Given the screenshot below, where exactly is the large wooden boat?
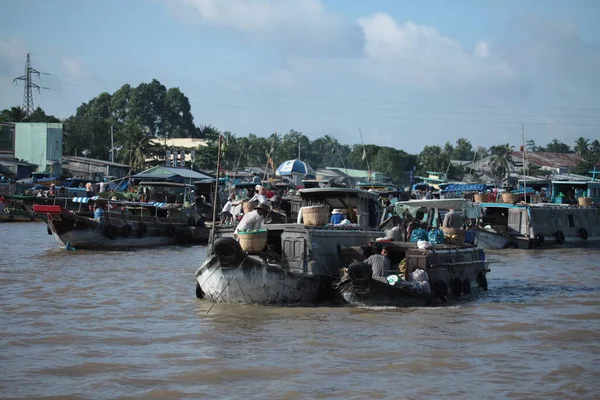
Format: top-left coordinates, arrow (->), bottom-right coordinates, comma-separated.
33,182 -> 209,250
334,241 -> 489,307
195,188 -> 386,305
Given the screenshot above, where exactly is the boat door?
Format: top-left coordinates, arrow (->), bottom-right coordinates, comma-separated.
507,208 -> 528,235
282,232 -> 307,274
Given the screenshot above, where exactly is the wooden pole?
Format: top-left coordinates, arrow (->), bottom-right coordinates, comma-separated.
210,135 -> 223,253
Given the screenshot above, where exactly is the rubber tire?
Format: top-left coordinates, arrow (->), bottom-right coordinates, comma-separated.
213,237 -> 245,266
196,282 -> 205,299
535,234 -> 545,244
138,223 -> 148,237
104,225 -> 117,240
555,230 -> 565,244
580,228 -> 588,240
463,278 -> 471,294
347,261 -> 372,285
477,271 -> 488,291
167,226 -> 176,238
123,224 -> 133,237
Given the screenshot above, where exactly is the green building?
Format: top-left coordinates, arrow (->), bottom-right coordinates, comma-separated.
14,123 -> 63,174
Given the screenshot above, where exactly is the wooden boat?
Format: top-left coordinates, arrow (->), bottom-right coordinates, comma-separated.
334,241 -> 489,307
195,188 -> 386,305
33,182 -> 210,250
0,208 -> 38,222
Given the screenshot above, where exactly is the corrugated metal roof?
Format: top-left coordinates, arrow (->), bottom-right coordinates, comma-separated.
132,166 -> 212,180
511,151 -> 584,168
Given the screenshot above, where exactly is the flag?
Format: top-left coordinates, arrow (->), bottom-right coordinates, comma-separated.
362,147 -> 367,160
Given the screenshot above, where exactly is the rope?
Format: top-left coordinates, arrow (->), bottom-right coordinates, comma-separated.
206,256 -> 246,314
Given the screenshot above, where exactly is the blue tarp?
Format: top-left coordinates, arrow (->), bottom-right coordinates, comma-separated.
442,183 -> 486,193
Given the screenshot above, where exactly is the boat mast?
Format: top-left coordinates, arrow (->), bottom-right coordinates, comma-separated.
359,129 -> 372,187
522,124 -> 527,202
210,134 -> 223,252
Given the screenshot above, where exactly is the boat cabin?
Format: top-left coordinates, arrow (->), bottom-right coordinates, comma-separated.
139,181 -> 195,206
551,180 -> 600,204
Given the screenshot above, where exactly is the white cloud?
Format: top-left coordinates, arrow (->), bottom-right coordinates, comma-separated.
0,39 -> 26,77
61,57 -> 87,78
474,40 -> 491,58
172,0 -> 363,56
357,13 -> 513,87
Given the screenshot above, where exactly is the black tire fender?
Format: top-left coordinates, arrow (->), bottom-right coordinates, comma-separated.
104,225 -> 117,240
477,271 -> 488,291
580,227 -> 588,240
196,282 -> 205,299
138,223 -> 148,237
555,230 -> 565,244
167,225 -> 176,237
535,233 -> 545,244
213,237 -> 245,266
123,224 -> 133,237
8,215 -> 14,222
347,261 -> 372,285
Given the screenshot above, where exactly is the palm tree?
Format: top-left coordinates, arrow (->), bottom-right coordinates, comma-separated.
116,120 -> 151,173
1,106 -> 28,122
574,137 -> 590,157
488,144 -> 514,185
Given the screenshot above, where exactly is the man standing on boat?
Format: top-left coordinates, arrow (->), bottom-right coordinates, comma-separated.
364,246 -> 392,278
234,202 -> 269,236
443,208 -> 463,229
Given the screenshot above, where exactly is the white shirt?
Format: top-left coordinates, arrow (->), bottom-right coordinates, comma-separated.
234,210 -> 264,234
249,193 -> 267,204
221,200 -> 233,213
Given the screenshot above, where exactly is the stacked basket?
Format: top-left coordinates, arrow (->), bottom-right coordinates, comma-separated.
474,193 -> 489,203
301,205 -> 330,226
237,229 -> 268,252
501,193 -> 519,204
578,197 -> 592,207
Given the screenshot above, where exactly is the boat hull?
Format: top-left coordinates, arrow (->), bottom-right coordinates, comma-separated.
196,255 -> 328,305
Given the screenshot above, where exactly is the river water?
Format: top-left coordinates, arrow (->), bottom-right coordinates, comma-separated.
1,222 -> 599,399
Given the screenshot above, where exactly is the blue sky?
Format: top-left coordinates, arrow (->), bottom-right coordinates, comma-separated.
1,0 -> 599,153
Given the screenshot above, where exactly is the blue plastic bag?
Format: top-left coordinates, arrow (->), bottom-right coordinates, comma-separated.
410,228 -> 428,242
428,229 -> 445,245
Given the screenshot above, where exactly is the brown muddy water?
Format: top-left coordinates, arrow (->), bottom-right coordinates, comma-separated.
1,222 -> 599,399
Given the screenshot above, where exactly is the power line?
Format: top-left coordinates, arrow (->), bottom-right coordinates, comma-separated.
43,71 -> 600,113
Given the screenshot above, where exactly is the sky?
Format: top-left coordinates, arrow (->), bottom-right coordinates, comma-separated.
1,0 -> 599,154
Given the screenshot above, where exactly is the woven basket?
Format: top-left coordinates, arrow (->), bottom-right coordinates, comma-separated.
578,197 -> 592,207
237,230 -> 267,252
474,193 -> 489,203
501,193 -> 519,204
302,205 -> 329,226
442,227 -> 465,244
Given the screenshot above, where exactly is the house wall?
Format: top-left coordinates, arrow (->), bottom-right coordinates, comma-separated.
14,123 -> 63,174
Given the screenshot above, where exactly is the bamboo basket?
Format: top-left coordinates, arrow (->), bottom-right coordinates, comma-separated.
578,197 -> 592,207
474,193 -> 489,203
442,227 -> 466,245
501,193 -> 519,204
237,230 -> 268,252
301,205 -> 330,226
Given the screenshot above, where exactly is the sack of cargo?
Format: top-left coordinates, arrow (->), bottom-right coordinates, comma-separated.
410,228 -> 428,242
427,228 -> 445,244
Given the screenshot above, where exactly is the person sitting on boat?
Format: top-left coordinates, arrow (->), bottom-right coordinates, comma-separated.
234,202 -> 269,236
443,208 -> 463,229
93,203 -> 104,220
364,246 -> 393,278
220,194 -> 235,225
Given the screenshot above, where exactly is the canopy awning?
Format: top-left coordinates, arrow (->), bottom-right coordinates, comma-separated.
442,183 -> 486,193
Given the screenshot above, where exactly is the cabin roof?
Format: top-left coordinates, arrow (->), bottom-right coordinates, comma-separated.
139,181 -> 194,188
298,187 -> 379,198
394,198 -> 469,210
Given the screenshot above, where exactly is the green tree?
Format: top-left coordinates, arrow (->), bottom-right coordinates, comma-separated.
115,118 -> 152,172
574,137 -> 590,157
26,107 -> 61,123
488,144 -> 514,185
543,139 -> 571,153
1,106 -> 28,122
451,138 -> 474,161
